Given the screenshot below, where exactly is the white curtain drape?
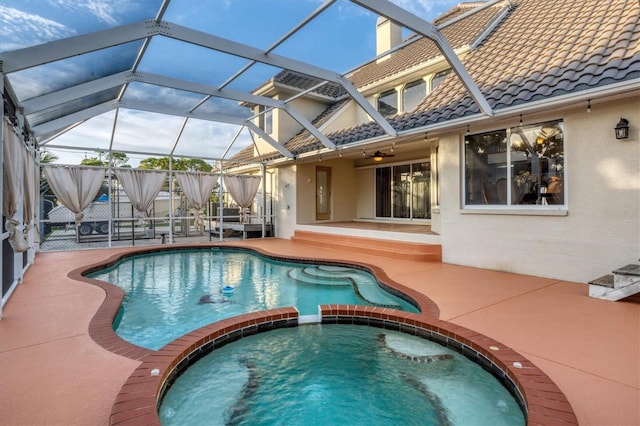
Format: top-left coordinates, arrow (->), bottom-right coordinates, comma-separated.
2,119 -> 28,252
114,169 -> 167,225
42,166 -> 105,225
223,175 -> 262,223
23,145 -> 39,243
174,172 -> 218,232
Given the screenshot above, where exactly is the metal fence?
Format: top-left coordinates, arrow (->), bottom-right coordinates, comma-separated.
39,194 -> 274,252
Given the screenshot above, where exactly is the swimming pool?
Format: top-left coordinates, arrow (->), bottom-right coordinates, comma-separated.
159,324 -> 525,425
88,248 -> 419,350
92,246 -> 574,425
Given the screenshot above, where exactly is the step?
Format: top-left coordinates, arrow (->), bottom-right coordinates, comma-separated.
317,265 -> 359,273
286,266 -> 401,308
612,264 -> 640,288
613,264 -> 640,276
351,276 -> 401,308
589,264 -> 640,301
589,280 -> 640,301
286,268 -> 352,286
588,274 -> 615,288
302,266 -> 359,280
291,230 -> 442,262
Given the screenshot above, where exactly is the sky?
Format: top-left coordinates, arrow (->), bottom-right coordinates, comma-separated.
0,0 -> 465,166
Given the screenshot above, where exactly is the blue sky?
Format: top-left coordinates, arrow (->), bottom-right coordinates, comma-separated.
0,0 -> 464,165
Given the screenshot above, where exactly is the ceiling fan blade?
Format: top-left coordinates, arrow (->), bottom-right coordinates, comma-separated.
366,150 -> 395,161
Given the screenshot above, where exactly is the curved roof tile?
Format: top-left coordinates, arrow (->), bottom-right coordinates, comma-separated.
231,0 -> 640,162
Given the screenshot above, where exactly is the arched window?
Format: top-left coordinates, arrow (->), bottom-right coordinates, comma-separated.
377,89 -> 398,117
402,79 -> 426,112
431,69 -> 451,91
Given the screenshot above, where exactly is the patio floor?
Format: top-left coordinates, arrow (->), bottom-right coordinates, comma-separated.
0,238 -> 638,425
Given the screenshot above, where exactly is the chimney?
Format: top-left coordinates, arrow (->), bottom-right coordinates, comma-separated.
376,16 -> 401,61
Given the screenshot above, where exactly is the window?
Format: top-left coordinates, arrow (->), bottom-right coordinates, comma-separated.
376,162 -> 431,219
258,105 -> 272,134
378,89 -> 397,117
464,120 -> 565,207
403,79 -> 426,112
431,69 -> 451,91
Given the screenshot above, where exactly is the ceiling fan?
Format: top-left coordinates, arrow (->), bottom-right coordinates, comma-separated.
365,150 -> 395,162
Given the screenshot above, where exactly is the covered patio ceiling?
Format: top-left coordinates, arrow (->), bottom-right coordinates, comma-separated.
1,0 -> 493,166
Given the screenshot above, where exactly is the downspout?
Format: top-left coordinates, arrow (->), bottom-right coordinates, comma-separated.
218,160 -> 224,242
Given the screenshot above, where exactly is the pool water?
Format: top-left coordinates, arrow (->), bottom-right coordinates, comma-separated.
159,325 -> 525,426
88,248 -> 418,350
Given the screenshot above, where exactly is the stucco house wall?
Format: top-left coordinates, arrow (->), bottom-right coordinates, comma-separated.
356,168 -> 376,219
253,95 -> 330,157
274,165 -> 297,239
245,1 -> 639,284
322,101 -> 362,135
329,159 -> 359,222
293,158 -> 359,225
277,96 -> 330,143
295,164 -> 316,224
438,98 -> 639,282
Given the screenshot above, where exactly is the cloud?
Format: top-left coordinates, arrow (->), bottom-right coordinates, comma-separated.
14,0 -> 461,165
0,0 -> 146,52
50,0 -> 132,26
8,59 -> 90,101
46,108 -> 252,165
388,0 -> 460,20
0,6 -> 74,51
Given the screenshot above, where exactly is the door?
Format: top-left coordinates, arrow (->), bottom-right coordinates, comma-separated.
316,166 -> 331,220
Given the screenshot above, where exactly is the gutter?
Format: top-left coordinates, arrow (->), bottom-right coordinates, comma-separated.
392,79 -> 640,137
258,78 -> 640,167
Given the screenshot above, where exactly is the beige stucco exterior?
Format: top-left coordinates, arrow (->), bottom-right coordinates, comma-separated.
433,97 -> 639,282
269,95 -> 639,284
252,93 -> 334,157
290,158 -> 359,225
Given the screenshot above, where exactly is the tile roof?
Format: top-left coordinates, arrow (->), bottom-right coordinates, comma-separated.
223,99 -> 349,169
231,0 -> 640,162
401,0 -> 640,128
273,70 -> 347,99
221,142 -> 281,170
284,99 -> 350,153
347,2 -> 511,89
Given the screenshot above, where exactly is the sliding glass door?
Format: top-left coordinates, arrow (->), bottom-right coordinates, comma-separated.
375,162 -> 430,219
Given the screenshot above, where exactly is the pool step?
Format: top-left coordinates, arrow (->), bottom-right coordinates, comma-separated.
301,266 -> 358,280
291,231 -> 441,262
298,314 -> 321,324
313,266 -> 402,307
287,268 -> 352,286
317,265 -> 358,273
353,279 -> 401,308
287,266 -> 401,308
589,263 -> 640,301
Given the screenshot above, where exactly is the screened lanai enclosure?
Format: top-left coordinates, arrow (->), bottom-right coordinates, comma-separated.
1,0 -> 498,314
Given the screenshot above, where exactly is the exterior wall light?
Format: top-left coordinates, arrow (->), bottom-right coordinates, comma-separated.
615,118 -> 629,139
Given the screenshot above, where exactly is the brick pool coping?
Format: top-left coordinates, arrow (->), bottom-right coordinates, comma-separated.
68,244 -> 577,426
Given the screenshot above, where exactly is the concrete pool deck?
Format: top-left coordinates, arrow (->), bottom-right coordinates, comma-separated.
0,238 -> 638,425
